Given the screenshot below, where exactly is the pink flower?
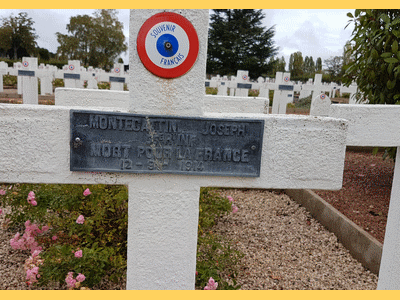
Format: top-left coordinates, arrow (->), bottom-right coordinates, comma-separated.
83,188 -> 91,196
76,273 -> 86,282
41,225 -> 49,232
30,200 -> 37,206
227,196 -> 234,203
76,215 -> 85,224
65,272 -> 77,289
204,277 -> 218,290
52,235 -> 57,241
27,191 -> 35,203
0,208 -> 2,215
74,250 -> 82,258
232,204 -> 238,213
0,189 -> 6,195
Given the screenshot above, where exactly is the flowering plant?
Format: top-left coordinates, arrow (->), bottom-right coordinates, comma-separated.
0,184 -> 128,289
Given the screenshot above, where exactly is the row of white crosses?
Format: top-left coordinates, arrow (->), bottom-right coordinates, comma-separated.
0,9 -> 352,290
205,71 -> 345,114
55,60 -> 128,91
0,58 -> 128,102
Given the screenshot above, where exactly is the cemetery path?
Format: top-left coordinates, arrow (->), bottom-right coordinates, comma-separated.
215,188 -> 378,289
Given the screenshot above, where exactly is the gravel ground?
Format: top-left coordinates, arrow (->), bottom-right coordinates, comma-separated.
0,187 -> 378,290
214,189 -> 378,290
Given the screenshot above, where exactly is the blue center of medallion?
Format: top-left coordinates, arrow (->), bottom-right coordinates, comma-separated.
156,34 -> 179,57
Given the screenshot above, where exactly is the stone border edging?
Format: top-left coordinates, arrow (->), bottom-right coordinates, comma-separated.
285,189 -> 383,275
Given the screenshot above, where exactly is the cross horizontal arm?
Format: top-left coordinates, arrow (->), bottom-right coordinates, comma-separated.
0,104 -> 347,190
330,104 -> 400,147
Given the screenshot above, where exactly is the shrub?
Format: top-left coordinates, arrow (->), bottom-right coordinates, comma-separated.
205,87 -> 218,95
4,75 -> 17,87
1,184 -> 242,290
196,188 -> 243,290
0,184 -> 128,289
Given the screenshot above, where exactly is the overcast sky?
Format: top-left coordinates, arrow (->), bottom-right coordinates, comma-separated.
0,9 -> 355,69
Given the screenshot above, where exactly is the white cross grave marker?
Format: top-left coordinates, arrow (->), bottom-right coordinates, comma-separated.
0,10 -> 349,290
18,57 -> 39,105
0,61 -> 9,93
325,104 -> 400,290
271,72 -> 293,114
56,60 -> 84,89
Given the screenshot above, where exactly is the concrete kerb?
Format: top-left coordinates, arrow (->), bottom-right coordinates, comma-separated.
284,189 -> 383,275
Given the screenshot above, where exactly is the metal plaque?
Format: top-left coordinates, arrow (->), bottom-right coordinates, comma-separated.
237,83 -> 252,89
18,70 -> 35,77
278,85 -> 294,91
205,82 -> 210,87
109,76 -> 126,83
64,73 -> 81,80
221,82 -> 225,85
70,110 -> 264,177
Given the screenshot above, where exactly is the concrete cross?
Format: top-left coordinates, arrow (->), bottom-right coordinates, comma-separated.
271,72 -> 293,114
322,104 -> 400,289
0,10 -> 348,290
0,61 -> 9,93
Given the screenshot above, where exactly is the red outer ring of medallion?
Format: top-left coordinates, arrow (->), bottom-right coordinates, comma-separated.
137,12 -> 199,79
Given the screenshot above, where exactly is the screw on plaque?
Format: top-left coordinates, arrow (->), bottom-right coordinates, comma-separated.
164,42 -> 172,51
73,137 -> 83,148
251,145 -> 256,150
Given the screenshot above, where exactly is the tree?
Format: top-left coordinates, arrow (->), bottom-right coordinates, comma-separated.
290,51 -> 304,78
0,12 -> 38,59
324,56 -> 344,82
343,9 -> 400,104
36,47 -> 55,61
303,56 -> 315,77
56,9 -> 127,70
269,55 -> 286,76
315,57 -> 322,73
207,9 -> 278,78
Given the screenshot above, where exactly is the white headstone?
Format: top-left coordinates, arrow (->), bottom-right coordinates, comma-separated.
0,10 -> 350,291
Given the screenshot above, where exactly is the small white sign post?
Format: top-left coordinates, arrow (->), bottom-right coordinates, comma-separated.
0,10 -> 349,290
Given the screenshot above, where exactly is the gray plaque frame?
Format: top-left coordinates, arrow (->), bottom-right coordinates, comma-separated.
18,70 -> 35,77
70,110 -> 264,177
109,76 -> 126,83
64,73 -> 81,80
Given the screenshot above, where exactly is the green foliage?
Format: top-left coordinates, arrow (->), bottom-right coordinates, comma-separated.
315,57 -> 322,73
207,9 -> 278,78
303,56 -> 315,77
196,188 -> 243,290
268,56 -> 286,76
205,87 -> 218,95
289,51 -> 304,77
248,89 -> 259,97
343,9 -> 400,104
324,56 -> 344,83
53,78 -> 64,88
1,184 -> 243,290
0,12 -> 38,59
295,94 -> 312,109
56,9 -> 127,70
3,74 -> 17,87
98,82 -> 110,90
344,10 -> 400,160
0,184 -> 128,289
